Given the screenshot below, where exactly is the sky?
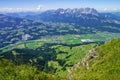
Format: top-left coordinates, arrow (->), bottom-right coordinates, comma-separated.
0,0 -> 120,12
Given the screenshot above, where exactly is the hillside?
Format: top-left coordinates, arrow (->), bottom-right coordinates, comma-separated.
25,8 -> 120,31
0,38 -> 120,80
1,0 -> 120,80
0,40 -> 97,78
1,8 -> 120,49
0,58 -> 59,80
71,38 -> 120,80
0,7 -> 120,80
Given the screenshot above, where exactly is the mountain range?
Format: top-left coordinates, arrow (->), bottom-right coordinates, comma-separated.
0,7 -> 120,80
0,8 -> 120,48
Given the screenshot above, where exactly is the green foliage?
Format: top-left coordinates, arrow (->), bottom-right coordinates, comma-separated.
1,37 -> 120,80
1,13 -> 120,49
0,58 -> 59,80
0,41 -> 96,78
72,38 -> 120,80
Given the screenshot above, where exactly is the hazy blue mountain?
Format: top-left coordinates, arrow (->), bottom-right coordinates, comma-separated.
25,8 -> 120,27
2,11 -> 42,18
0,8 -> 120,48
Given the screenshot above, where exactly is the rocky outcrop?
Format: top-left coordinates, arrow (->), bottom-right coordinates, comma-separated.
67,48 -> 99,80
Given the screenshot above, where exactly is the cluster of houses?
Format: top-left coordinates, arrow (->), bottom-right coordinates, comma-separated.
81,39 -> 94,43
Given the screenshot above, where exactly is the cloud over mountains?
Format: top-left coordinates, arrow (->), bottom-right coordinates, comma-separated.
0,5 -> 45,12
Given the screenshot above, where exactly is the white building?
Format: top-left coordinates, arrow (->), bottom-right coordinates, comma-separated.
81,39 -> 94,43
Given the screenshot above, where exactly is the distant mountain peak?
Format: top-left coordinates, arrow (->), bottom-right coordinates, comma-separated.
53,8 -> 98,16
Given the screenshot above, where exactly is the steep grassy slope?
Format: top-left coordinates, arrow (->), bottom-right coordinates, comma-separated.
72,38 -> 120,80
1,38 -> 120,80
0,58 -> 60,80
0,42 -> 96,78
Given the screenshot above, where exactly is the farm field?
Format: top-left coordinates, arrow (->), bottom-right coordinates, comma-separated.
1,32 -> 120,53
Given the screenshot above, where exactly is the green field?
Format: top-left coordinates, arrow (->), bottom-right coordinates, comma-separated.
1,32 -> 120,53
0,32 -> 120,79
0,34 -> 98,78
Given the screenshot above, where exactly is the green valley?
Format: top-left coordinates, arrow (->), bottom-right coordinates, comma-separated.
0,4 -> 120,80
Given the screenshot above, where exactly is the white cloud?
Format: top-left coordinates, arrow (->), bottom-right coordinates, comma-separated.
0,4 -> 46,12
36,5 -> 44,10
100,8 -> 120,12
103,8 -> 109,11
113,8 -> 120,11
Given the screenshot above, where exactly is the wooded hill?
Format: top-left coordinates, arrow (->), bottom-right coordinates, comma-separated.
0,38 -> 120,80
